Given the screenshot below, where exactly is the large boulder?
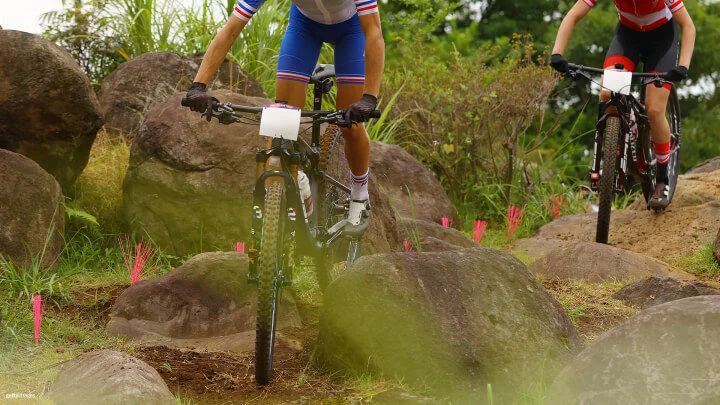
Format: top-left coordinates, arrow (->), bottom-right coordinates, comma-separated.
687,156 -> 720,174
0,30 -> 102,188
0,149 -> 64,269
46,350 -> 174,405
317,247 -> 582,400
398,217 -> 477,252
124,90 -> 401,256
98,52 -> 265,135
107,252 -> 301,352
529,241 -> 690,283
612,276 -> 720,309
370,141 -> 460,228
514,200 -> 720,264
548,296 -> 720,404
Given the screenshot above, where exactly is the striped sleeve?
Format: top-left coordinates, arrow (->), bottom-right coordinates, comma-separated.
355,0 -> 379,16
582,0 -> 596,7
665,0 -> 685,13
232,0 -> 265,21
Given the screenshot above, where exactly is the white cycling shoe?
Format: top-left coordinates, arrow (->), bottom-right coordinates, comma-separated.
343,199 -> 371,237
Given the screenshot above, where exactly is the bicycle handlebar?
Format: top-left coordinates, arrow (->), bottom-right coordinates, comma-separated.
181,97 -> 381,126
565,63 -> 673,89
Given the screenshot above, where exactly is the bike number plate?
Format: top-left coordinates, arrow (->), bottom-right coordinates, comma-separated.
259,106 -> 301,141
603,69 -> 632,95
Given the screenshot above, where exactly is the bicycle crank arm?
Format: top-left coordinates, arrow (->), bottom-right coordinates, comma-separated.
325,219 -> 350,245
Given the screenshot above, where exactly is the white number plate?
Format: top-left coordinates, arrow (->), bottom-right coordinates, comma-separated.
603,69 -> 632,95
259,105 -> 301,141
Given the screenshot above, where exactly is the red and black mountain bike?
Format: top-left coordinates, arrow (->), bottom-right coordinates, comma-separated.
564,63 -> 681,244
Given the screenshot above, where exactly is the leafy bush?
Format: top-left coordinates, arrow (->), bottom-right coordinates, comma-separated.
386,35 -> 575,224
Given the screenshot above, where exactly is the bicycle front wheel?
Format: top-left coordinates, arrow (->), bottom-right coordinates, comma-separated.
255,180 -> 286,385
596,116 -> 621,244
315,125 -> 359,291
665,87 -> 682,205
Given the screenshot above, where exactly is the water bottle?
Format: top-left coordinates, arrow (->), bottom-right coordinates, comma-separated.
297,170 -> 313,218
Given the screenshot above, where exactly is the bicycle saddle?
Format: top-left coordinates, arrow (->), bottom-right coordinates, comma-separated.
310,64 -> 335,84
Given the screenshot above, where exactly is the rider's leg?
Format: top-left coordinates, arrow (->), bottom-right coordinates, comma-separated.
336,83 -> 371,201
333,13 -> 371,203
645,84 -> 672,181
274,4 -> 322,108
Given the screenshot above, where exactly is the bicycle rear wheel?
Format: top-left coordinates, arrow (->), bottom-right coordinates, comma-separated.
596,116 -> 621,244
255,180 -> 286,385
315,125 -> 360,291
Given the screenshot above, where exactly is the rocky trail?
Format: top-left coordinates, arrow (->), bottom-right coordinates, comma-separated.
3,31 -> 720,403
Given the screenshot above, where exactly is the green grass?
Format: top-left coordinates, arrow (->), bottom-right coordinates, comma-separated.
672,241 -> 720,281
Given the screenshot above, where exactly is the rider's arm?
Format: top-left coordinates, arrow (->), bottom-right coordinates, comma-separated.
673,8 -> 696,69
552,1 -> 593,55
193,16 -> 247,84
358,13 -> 385,98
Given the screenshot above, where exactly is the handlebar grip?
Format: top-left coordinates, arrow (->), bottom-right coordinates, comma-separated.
181,97 -> 189,107
370,110 -> 382,119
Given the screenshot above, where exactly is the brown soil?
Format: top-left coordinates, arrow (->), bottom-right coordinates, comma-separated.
134,345 -> 351,404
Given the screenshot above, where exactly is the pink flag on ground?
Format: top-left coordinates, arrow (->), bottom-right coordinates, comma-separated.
473,220 -> 488,243
119,236 -> 159,285
233,242 -> 246,254
506,206 -> 524,240
441,217 -> 451,228
547,195 -> 565,219
33,295 -> 45,345
404,240 -> 413,252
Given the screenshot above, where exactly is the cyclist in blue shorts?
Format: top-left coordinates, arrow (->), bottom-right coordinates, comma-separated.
185,0 -> 384,233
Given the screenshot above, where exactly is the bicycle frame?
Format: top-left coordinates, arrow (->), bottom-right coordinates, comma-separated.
246,75 -> 349,283
590,91 -> 654,195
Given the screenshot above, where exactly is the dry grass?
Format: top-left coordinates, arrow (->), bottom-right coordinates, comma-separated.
540,277 -> 639,343
70,129 -> 130,235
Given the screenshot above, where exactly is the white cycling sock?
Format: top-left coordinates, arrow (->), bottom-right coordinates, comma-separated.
350,170 -> 369,201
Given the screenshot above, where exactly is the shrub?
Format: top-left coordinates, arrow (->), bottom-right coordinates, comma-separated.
386,35 -> 569,224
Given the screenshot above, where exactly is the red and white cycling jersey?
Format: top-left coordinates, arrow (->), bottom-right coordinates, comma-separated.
233,0 -> 378,25
583,0 -> 685,31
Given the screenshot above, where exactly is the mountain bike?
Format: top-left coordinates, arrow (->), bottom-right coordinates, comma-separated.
565,63 -> 681,244
182,64 -> 380,385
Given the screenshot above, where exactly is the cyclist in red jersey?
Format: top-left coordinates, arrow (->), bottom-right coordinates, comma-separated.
551,0 -> 696,208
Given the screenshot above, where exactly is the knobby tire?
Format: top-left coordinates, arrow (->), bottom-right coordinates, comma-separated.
596,116 -> 621,244
665,87 -> 682,205
255,181 -> 285,385
315,125 -> 360,291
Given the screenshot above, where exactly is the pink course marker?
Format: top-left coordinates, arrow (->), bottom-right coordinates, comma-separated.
506,206 -> 524,241
33,295 -> 45,345
233,242 -> 246,254
441,217 -> 451,228
404,240 -> 413,252
119,236 -> 159,285
473,220 -> 488,243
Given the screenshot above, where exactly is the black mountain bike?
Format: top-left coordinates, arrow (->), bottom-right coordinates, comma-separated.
183,64 -> 380,385
565,63 -> 681,244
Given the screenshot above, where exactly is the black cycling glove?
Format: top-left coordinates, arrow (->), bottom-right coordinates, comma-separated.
345,94 -> 378,124
184,82 -> 217,113
665,66 -> 688,82
550,54 -> 569,73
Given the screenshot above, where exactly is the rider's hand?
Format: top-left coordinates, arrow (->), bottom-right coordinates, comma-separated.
345,94 -> 378,125
665,66 -> 688,82
184,82 -> 217,113
550,54 -> 569,74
